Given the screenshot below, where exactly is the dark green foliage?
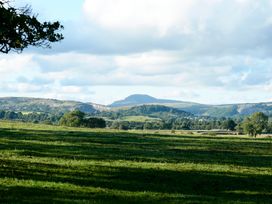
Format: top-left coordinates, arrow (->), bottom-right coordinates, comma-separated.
0,1 -> 63,53
84,117 -> 106,128
110,105 -> 192,119
99,105 -> 192,125
143,121 -> 164,130
108,120 -> 143,130
105,115 -> 242,131
222,119 -> 237,131
59,110 -> 106,128
266,121 -> 272,133
0,110 -> 62,124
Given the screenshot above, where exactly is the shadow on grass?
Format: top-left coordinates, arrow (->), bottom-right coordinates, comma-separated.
0,159 -> 271,203
0,128 -> 271,168
0,128 -> 271,203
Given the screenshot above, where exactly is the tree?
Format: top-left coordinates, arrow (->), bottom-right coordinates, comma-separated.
0,1 -> 63,53
84,117 -> 106,128
266,121 -> 272,134
242,112 -> 268,137
60,110 -> 107,129
222,119 -> 236,131
59,110 -> 85,127
235,123 -> 244,135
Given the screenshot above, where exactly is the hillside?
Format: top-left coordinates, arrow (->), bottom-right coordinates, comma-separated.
1,96 -> 272,118
0,97 -> 97,114
100,104 -> 193,120
179,103 -> 272,118
110,95 -> 272,117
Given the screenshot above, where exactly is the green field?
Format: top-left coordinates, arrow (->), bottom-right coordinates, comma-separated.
121,115 -> 161,122
0,121 -> 271,203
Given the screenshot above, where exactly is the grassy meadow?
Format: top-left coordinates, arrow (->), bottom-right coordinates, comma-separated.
0,121 -> 271,203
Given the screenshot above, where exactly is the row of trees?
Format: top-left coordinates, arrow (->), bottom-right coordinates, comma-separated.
0,110 -> 62,124
106,118 -> 240,131
0,109 -> 270,136
0,110 -> 106,128
106,112 -> 271,137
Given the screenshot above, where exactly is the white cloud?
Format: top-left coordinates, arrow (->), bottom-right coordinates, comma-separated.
1,0 -> 272,104
83,0 -> 195,35
83,0 -> 270,36
0,54 -> 39,76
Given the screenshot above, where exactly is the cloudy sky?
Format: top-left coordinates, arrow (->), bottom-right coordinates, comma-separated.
1,0 -> 272,105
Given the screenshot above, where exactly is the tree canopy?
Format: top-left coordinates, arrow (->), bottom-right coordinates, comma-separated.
242,112 -> 268,137
59,110 -> 106,128
59,110 -> 85,127
0,0 -> 63,53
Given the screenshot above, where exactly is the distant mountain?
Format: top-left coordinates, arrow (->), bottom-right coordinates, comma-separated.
109,94 -> 272,118
110,94 -> 197,107
0,97 -> 98,114
1,96 -> 272,118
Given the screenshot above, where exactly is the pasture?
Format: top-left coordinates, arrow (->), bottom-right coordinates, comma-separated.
0,121 -> 271,203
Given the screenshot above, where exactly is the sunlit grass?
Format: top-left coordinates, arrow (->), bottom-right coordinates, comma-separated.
0,120 -> 271,203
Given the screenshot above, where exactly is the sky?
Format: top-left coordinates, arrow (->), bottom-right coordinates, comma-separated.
1,0 -> 272,105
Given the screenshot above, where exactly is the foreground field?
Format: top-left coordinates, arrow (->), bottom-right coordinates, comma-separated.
0,121 -> 271,203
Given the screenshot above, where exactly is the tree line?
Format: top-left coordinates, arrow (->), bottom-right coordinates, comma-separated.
0,110 -> 62,124
106,112 -> 271,137
0,110 -> 106,128
0,109 -> 271,136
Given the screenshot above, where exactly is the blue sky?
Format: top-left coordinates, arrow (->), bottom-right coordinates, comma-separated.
1,0 -> 272,105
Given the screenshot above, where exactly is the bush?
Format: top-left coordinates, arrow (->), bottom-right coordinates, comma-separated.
59,110 -> 84,127
84,117 -> 106,128
59,110 -> 106,128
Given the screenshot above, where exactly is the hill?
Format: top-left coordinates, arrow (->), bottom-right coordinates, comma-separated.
0,97 -> 97,114
1,96 -> 272,118
101,104 -> 193,120
110,95 -> 272,118
110,94 -> 197,107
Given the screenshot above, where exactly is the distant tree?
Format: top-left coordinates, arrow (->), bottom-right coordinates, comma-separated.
60,110 -> 107,128
144,122 -> 153,130
118,121 -> 129,130
235,123 -> 244,135
0,0 -> 63,53
84,117 -> 106,128
222,119 -> 236,131
242,112 -> 268,137
59,110 -> 85,127
266,121 -> 272,133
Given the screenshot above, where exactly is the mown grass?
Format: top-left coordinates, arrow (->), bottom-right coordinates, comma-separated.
0,121 -> 271,203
